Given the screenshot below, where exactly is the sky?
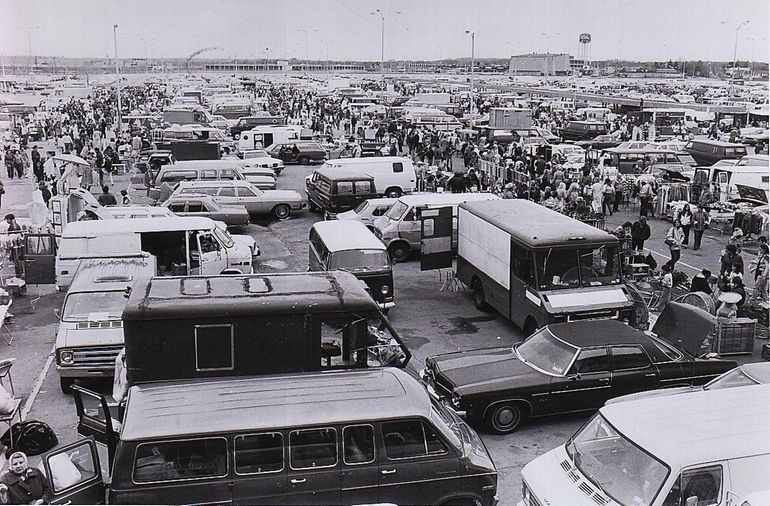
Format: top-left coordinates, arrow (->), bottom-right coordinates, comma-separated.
2,0 -> 768,63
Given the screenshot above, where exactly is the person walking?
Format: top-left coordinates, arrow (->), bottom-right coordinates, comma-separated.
692,206 -> 709,251
601,178 -> 615,216
656,264 -> 673,310
677,204 -> 693,248
631,216 -> 651,251
664,219 -> 683,271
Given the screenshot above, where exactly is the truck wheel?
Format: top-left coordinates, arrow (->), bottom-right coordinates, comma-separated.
485,402 -> 526,434
472,279 -> 489,311
60,377 -> 75,394
388,243 -> 410,263
273,204 -> 291,220
297,155 -> 310,165
385,188 -> 402,198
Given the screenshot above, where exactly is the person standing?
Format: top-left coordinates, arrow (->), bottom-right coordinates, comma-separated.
601,178 -> 615,216
664,219 -> 683,271
678,204 -> 693,248
0,451 -> 50,505
656,264 -> 673,310
692,206 -> 709,251
31,145 -> 42,181
631,216 -> 651,251
96,185 -> 118,206
639,179 -> 653,217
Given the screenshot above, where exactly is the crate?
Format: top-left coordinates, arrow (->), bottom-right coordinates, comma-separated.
713,318 -> 756,355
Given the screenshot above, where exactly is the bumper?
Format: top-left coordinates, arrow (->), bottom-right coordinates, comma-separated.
379,301 -> 396,310
56,365 -> 114,378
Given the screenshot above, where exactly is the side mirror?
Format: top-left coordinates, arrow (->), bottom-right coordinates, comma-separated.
569,372 -> 581,381
54,308 -> 61,320
685,496 -> 698,506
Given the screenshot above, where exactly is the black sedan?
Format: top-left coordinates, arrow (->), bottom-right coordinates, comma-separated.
421,306 -> 736,434
575,134 -> 622,150
266,141 -> 327,165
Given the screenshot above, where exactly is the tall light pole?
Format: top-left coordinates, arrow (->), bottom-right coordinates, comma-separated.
541,32 -> 551,54
371,9 -> 401,88
465,30 -> 475,117
15,26 -> 39,76
113,24 -> 123,135
731,20 -> 749,82
745,37 -> 766,79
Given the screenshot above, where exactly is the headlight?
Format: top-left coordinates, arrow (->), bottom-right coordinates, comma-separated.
380,285 -> 390,295
60,350 -> 74,364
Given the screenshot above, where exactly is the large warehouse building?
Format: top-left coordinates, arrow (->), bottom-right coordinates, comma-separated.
508,53 -> 572,76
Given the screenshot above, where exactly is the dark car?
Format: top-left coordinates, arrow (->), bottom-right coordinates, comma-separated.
229,115 -> 286,137
267,141 -> 327,165
575,134 -> 621,150
560,121 -> 608,141
305,167 -> 379,215
421,304 -> 737,434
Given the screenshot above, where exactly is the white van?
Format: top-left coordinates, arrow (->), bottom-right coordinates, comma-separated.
237,125 -> 298,151
55,256 -> 157,393
320,157 -> 417,198
710,155 -> 770,203
372,192 -> 499,261
520,384 -> 770,506
56,217 -> 258,289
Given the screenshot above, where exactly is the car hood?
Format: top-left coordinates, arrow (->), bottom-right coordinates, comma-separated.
261,189 -> 304,201
605,385 -> 698,405
652,302 -> 715,356
56,325 -> 124,348
427,346 -> 546,397
231,234 -> 257,251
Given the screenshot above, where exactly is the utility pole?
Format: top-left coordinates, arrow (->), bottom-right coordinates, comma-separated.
465,30 -> 475,117
113,24 -> 123,134
731,20 -> 749,84
371,10 -> 401,89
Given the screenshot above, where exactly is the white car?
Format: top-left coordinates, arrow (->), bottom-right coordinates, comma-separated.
328,197 -> 397,228
240,149 -> 286,175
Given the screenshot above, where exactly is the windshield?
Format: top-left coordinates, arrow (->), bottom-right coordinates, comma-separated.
328,250 -> 390,271
566,414 -> 669,506
385,200 -> 409,221
213,225 -> 234,248
354,201 -> 370,214
704,367 -> 759,390
536,246 -> 620,290
243,150 -> 268,159
62,291 -> 127,321
515,328 -> 578,376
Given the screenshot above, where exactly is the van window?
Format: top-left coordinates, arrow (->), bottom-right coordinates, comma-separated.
611,346 -> 650,370
337,182 -> 354,195
393,162 -> 403,173
662,465 -> 722,506
512,244 -> 533,285
382,420 -> 447,460
220,169 -> 237,179
169,202 -> 186,213
354,181 -> 371,193
194,324 -> 234,371
234,433 -> 284,474
289,428 -> 337,469
343,425 -> 375,465
133,438 -> 228,483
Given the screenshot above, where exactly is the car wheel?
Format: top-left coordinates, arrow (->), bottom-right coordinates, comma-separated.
486,402 -> 525,434
273,204 -> 291,220
385,188 -> 402,198
388,242 -> 410,263
523,317 -> 538,336
472,278 -> 489,311
298,155 -> 310,165
60,377 -> 75,394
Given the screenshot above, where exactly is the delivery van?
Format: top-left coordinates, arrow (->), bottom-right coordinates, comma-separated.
372,193 -> 499,262
46,368 -> 497,505
55,256 -> 157,393
319,156 -> 417,198
56,217 -> 258,289
519,384 -> 770,506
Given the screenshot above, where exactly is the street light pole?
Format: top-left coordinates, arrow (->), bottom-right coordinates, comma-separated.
541,32 -> 550,54
113,24 -> 123,135
371,10 -> 400,89
731,20 -> 749,82
465,30 -> 475,117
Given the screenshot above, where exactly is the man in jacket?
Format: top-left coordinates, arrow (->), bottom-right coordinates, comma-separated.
691,206 -> 709,251
631,216 -> 651,251
638,180 -> 653,217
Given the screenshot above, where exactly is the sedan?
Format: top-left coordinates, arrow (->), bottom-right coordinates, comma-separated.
266,142 -> 327,165
173,181 -> 306,220
575,134 -> 622,150
422,310 -> 736,434
163,194 -> 251,228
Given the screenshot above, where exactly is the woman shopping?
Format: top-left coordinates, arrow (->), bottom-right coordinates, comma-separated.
664,219 -> 684,272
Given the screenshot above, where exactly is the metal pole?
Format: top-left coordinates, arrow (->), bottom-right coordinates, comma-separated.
27,30 -> 33,75
381,14 -> 385,78
731,21 -> 749,83
470,32 -> 475,117
113,24 -> 122,135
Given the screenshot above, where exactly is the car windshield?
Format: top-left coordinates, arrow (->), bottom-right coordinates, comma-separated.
515,328 -> 578,376
62,291 -> 127,321
535,246 -> 621,290
328,249 -> 390,271
354,201 -> 370,214
385,200 -> 409,221
242,151 -> 268,159
566,414 -> 669,506
704,367 -> 760,390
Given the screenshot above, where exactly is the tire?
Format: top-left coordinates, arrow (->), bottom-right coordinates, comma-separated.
388,242 -> 410,263
60,377 -> 75,394
385,188 -> 402,198
472,279 -> 489,311
297,155 -> 310,165
272,204 -> 291,220
485,402 -> 526,434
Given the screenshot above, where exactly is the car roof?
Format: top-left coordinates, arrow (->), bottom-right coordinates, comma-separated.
62,217 -> 216,236
314,166 -> 374,180
177,179 -> 253,187
311,221 -> 387,252
327,156 -> 411,166
689,139 -> 746,147
395,193 -> 499,206
545,319 -> 648,348
742,362 -> 770,384
122,271 -> 378,321
460,199 -> 617,248
600,384 -> 770,468
120,368 -> 429,441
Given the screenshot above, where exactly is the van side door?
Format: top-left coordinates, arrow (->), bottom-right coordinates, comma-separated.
195,231 -> 226,275
42,437 -> 105,505
340,424 -> 379,504
71,385 -> 119,470
231,432 -> 288,504
286,427 -> 341,504
377,418 -> 461,505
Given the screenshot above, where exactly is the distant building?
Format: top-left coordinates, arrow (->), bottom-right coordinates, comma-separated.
509,53 -> 571,76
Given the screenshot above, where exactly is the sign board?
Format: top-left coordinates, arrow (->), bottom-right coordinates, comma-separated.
420,207 -> 453,271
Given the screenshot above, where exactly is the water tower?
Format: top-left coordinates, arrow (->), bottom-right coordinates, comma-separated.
577,33 -> 592,74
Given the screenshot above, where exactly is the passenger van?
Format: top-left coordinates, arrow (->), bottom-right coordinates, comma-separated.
154,160 -> 276,190
56,217 -> 257,289
55,257 -> 157,393
372,193 -> 499,262
309,221 -> 394,309
305,167 -> 379,215
685,139 -> 748,166
598,147 -> 697,175
319,157 -> 417,198
49,368 -> 497,505
707,156 -> 770,202
560,121 -> 608,141
520,384 -> 770,506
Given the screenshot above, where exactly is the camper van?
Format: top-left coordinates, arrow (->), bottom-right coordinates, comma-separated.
237,125 -> 299,151
56,217 -> 258,289
319,157 -> 417,198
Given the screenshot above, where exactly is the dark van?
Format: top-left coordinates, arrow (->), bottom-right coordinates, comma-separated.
51,368 -> 497,505
305,166 -> 379,216
309,221 -> 394,310
560,121 -> 608,141
685,139 -> 749,166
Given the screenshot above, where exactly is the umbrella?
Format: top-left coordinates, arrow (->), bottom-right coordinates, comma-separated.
52,154 -> 90,165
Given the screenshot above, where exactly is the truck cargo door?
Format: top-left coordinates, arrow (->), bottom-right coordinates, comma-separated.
24,232 -> 57,284
420,206 -> 452,271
